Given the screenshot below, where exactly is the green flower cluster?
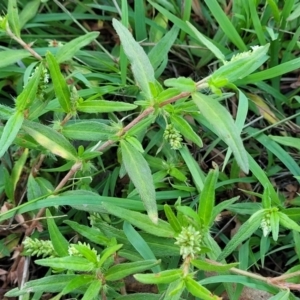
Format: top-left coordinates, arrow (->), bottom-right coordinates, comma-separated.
23,237 -> 57,258
163,124 -> 183,150
175,225 -> 202,259
260,212 -> 271,237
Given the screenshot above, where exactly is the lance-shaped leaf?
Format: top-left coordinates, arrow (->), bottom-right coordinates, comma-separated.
0,50 -> 31,68
8,0 -> 20,37
22,120 -> 77,161
134,269 -> 183,284
192,92 -> 249,173
112,19 -> 155,99
0,111 -> 24,159
19,0 -> 41,28
191,259 -> 238,272
46,52 -> 72,113
77,100 -> 137,113
56,32 -> 100,63
198,166 -> 219,227
120,139 -> 157,223
16,63 -> 43,112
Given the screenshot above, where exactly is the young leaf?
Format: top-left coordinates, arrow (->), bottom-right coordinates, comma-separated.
270,210 -> 280,241
46,52 -> 72,113
77,100 -> 137,113
105,260 -> 160,281
170,114 -> 203,148
102,203 -> 174,238
22,120 -> 77,161
7,0 -> 20,37
0,111 -> 24,159
217,210 -> 264,261
198,166 -> 219,227
61,275 -> 94,296
120,140 -> 157,223
164,77 -> 196,93
112,19 -> 155,99
97,244 -> 123,268
55,32 -> 100,63
262,185 -> 272,209
192,92 -> 249,173
35,256 -> 95,272
46,209 -> 69,257
16,64 -> 43,112
278,212 -> 300,232
134,269 -> 183,284
164,204 -> 182,233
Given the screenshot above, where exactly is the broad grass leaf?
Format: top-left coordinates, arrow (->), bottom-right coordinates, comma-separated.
0,50 -> 31,68
46,209 -> 69,257
148,25 -> 179,71
102,203 -> 174,237
46,52 -> 72,113
22,120 -> 77,161
186,22 -> 225,62
120,140 -> 157,223
16,64 -> 43,111
192,92 -> 249,173
105,260 -> 160,281
55,32 -> 99,63
198,166 -> 219,227
112,19 -> 155,99
0,111 -> 24,159
77,100 -> 137,113
7,0 -> 20,37
217,210 -> 264,261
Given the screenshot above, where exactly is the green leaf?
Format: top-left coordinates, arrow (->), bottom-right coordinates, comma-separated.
209,44 -> 270,87
164,204 -> 182,233
278,212 -> 300,232
171,114 -> 203,148
56,32 -> 100,63
123,221 -> 160,273
0,50 -> 31,68
164,77 -> 196,93
46,209 -> 69,257
46,52 -> 72,113
35,256 -> 95,272
0,111 -> 24,159
11,148 -> 28,192
148,25 -> 179,71
217,210 -> 264,261
269,135 -> 300,151
19,0 -> 40,28
120,140 -> 157,223
102,203 -> 174,238
7,0 -> 20,37
198,166 -> 219,227
112,19 -> 155,99
262,185 -> 272,209
0,104 -> 14,120
125,136 -> 144,153
61,275 -> 94,296
191,259 -> 238,272
77,100 -> 137,113
22,120 -> 77,161
62,120 -> 115,141
184,276 -> 218,300
186,22 -> 225,62
64,220 -> 110,246
134,269 -> 183,284
82,280 -> 102,300
268,290 -> 290,300
105,260 -> 160,281
4,275 -> 77,297
192,92 -> 249,173
270,210 -> 280,241
98,244 -> 123,268
16,64 -> 43,112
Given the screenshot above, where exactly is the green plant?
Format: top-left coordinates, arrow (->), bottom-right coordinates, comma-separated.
2,1 -> 300,299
